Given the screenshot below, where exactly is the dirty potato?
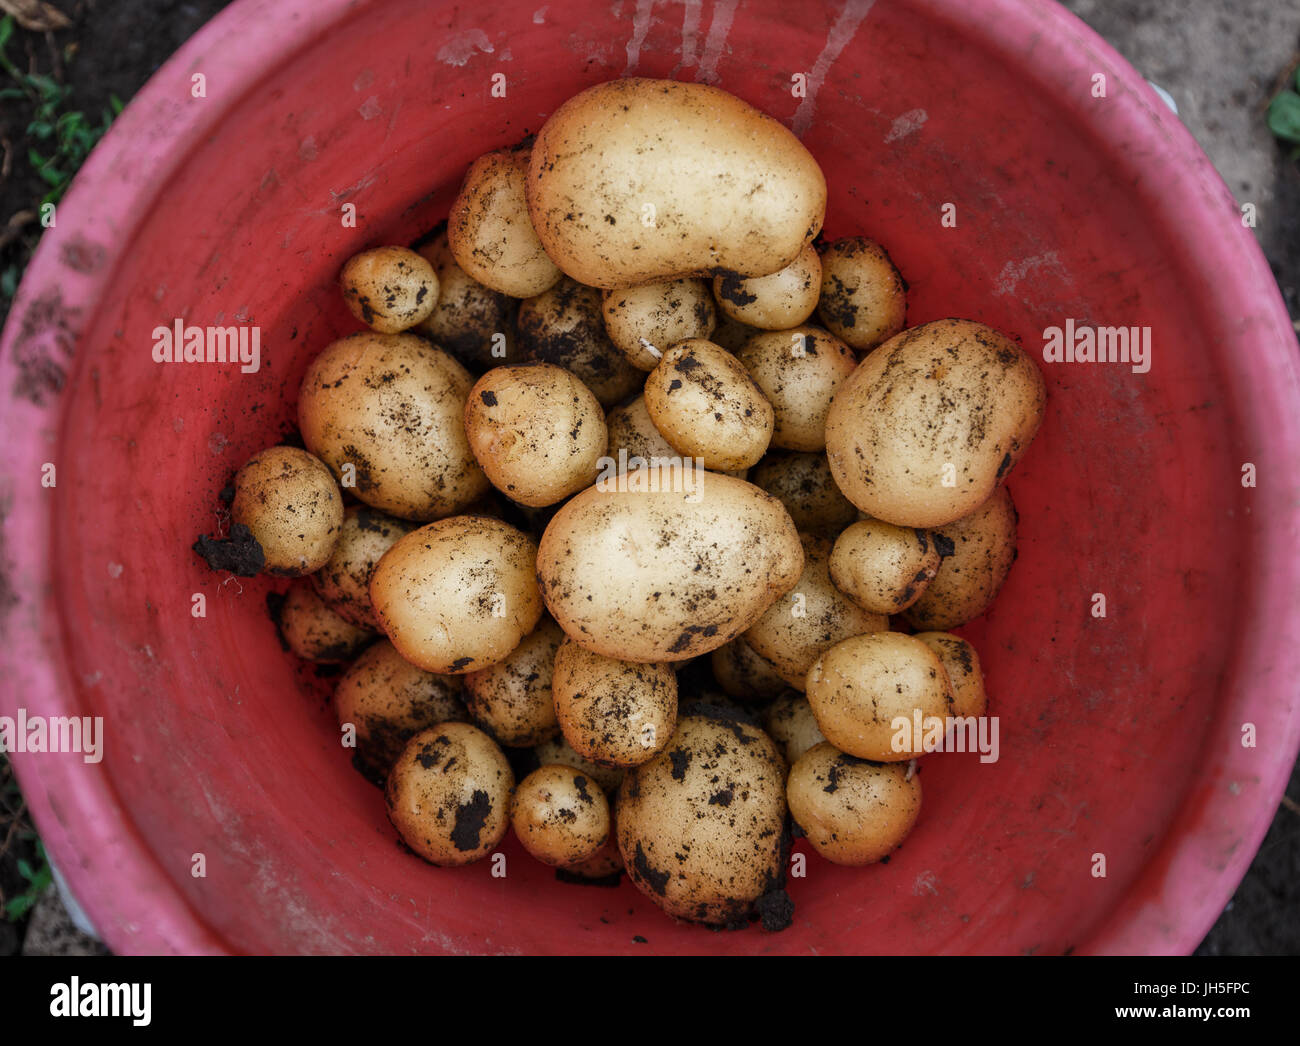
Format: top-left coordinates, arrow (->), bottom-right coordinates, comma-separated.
602,278 -> 717,370
339,245 -> 439,333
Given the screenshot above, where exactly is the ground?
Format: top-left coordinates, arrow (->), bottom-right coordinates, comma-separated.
0,0 -> 1297,955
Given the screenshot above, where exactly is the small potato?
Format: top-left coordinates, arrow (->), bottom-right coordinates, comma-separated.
616,714 -> 788,925
537,467 -> 803,662
903,485 -> 1017,631
605,395 -> 680,464
532,736 -> 626,795
369,516 -> 542,674
511,765 -> 611,867
737,326 -> 856,451
528,78 -> 825,288
744,533 -> 888,690
230,445 -> 343,576
710,636 -> 788,703
415,230 -> 517,372
517,278 -> 643,407
714,244 -> 821,330
339,246 -> 438,333
298,332 -> 490,521
602,278 -> 717,370
824,319 -> 1045,528
749,452 -> 858,535
829,519 -> 942,616
311,506 -> 415,629
787,743 -> 921,865
643,339 -> 774,471
816,237 -> 907,351
334,639 -> 467,779
805,632 -> 955,761
448,144 -> 562,298
386,723 -> 514,866
710,314 -> 759,353
275,581 -> 373,663
464,363 -> 607,507
462,617 -> 565,747
762,692 -> 827,765
552,640 -> 677,767
913,632 -> 987,718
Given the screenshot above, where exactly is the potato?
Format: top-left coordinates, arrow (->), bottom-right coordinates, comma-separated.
230,445 -> 343,576
448,144 -> 562,298
511,764 -> 611,867
762,692 -> 827,765
298,332 -> 490,520
748,452 -> 858,535
602,278 -> 717,370
516,277 -> 643,407
913,632 -> 987,718
829,519 -> 942,616
711,636 -> 788,702
737,326 -> 856,451
642,339 -> 774,471
744,533 -> 887,689
903,486 -> 1017,631
605,395 -> 679,464
616,714 -> 788,925
415,230 -> 517,371
714,244 -> 821,330
311,506 -> 414,629
787,743 -> 921,865
462,616 -> 565,747
386,723 -> 514,865
275,581 -> 373,663
369,516 -> 542,674
334,639 -> 467,779
528,78 -> 826,288
532,736 -> 626,795
824,319 -> 1045,528
816,237 -> 907,350
552,640 -> 677,767
710,313 -> 759,353
805,632 -> 954,761
339,246 -> 438,333
537,466 -> 803,662
464,363 -> 607,507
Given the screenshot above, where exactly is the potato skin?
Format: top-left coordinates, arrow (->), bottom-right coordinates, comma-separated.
552,640 -> 677,767
829,519 -> 941,615
415,230 -> 517,372
616,715 -> 788,925
643,339 -> 775,472
744,533 -> 888,689
462,617 -> 565,747
298,332 -> 490,520
516,278 -> 643,408
386,723 -> 514,866
605,395 -> 679,463
787,743 -> 921,865
824,319 -> 1045,528
311,505 -> 414,629
805,631 -> 954,761
230,446 -> 343,576
913,632 -> 987,718
528,78 -> 826,288
448,144 -> 562,298
602,278 -> 717,370
762,692 -> 827,765
711,636 -> 789,703
537,467 -> 803,662
339,246 -> 438,333
370,516 -> 543,674
903,486 -> 1018,631
511,764 -> 611,867
816,237 -> 907,350
464,363 -> 607,507
714,244 -> 821,330
749,452 -> 858,535
334,639 -> 467,779
533,736 -> 626,795
737,326 -> 856,452
276,581 -> 373,663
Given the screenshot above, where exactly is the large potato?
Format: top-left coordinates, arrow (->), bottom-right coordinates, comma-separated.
528,78 -> 826,288
537,467 -> 802,662
824,319 -> 1045,528
298,332 -> 490,520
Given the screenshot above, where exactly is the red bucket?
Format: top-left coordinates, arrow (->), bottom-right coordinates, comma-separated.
1,0 -> 1297,954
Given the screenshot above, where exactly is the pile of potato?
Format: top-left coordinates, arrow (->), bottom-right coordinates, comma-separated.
194,77 -> 1045,931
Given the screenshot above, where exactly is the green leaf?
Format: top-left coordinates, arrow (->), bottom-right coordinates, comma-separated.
1268,90 -> 1300,144
0,15 -> 13,53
